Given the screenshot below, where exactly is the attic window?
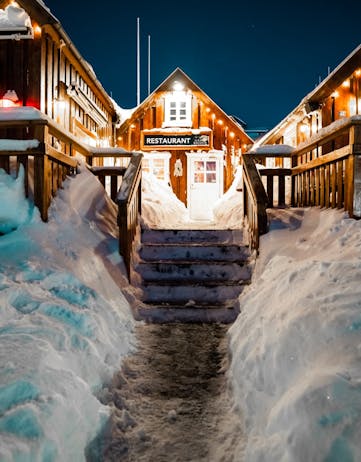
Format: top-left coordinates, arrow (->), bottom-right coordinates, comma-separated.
163,92 -> 192,128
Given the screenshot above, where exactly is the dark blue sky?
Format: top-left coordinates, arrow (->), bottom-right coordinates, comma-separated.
47,0 -> 361,130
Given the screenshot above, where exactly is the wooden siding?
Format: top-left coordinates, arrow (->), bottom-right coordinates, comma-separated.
116,81 -> 252,202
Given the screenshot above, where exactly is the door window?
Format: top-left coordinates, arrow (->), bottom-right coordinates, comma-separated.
193,160 -> 217,183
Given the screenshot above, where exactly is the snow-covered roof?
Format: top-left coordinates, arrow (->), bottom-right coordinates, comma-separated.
248,144 -> 295,155
0,3 -> 31,28
0,106 -> 48,121
110,97 -> 137,126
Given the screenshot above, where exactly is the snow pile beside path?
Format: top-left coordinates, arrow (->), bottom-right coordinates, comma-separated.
141,172 -> 190,228
0,165 -> 135,461
0,166 -> 31,234
213,166 -> 243,228
229,208 -> 361,462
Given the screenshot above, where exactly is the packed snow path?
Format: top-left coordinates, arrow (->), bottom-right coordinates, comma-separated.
91,322 -> 244,461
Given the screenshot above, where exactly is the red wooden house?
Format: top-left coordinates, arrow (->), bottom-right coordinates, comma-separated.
0,0 -> 116,150
116,68 -> 253,220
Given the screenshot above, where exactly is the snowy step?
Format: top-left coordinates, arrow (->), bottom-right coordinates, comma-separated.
139,243 -> 251,262
136,261 -> 252,283
136,303 -> 240,324
141,228 -> 246,245
141,281 -> 247,305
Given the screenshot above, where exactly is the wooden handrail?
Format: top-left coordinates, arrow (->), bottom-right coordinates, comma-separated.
242,155 -> 268,250
116,153 -> 143,280
289,120 -> 361,217
292,116 -> 361,159
0,112 -> 143,282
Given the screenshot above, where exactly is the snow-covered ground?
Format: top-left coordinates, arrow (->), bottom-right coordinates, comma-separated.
2,158 -> 361,462
229,207 -> 361,462
0,164 -> 136,461
141,167 -> 243,229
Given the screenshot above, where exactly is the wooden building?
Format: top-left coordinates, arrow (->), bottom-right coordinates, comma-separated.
116,68 -> 253,220
0,0 -> 116,151
253,43 -> 361,162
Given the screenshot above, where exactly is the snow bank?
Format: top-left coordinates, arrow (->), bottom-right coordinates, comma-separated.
0,166 -> 30,234
213,166 -> 243,229
141,172 -> 190,228
229,208 -> 361,462
141,169 -> 244,229
0,164 -> 135,461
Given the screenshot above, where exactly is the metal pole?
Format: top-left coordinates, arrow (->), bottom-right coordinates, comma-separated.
148,34 -> 151,96
137,17 -> 140,106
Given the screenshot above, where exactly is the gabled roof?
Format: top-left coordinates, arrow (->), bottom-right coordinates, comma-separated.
254,43 -> 361,147
117,67 -> 254,144
0,0 -> 115,113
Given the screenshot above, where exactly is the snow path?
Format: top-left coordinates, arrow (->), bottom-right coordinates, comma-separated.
90,323 -> 245,461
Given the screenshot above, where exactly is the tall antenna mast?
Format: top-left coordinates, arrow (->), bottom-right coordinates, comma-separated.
148,34 -> 151,96
136,17 -> 140,106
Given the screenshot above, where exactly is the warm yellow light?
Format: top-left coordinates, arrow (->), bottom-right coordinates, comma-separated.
300,124 -> 309,133
206,107 -> 211,113
217,119 -> 223,125
331,91 -> 339,98
117,136 -> 123,141
242,143 -> 247,150
173,81 -> 184,91
34,25 -> 42,36
356,69 -> 361,77
342,79 -> 350,88
211,113 -> 216,119
230,131 -> 235,138
130,124 -> 136,129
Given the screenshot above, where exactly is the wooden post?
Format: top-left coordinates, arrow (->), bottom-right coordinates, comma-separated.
350,124 -> 361,217
110,175 -> 118,201
33,124 -> 50,221
315,168 -> 320,206
337,160 -> 343,209
331,162 -> 337,208
278,174 -> 285,206
267,175 -> 273,208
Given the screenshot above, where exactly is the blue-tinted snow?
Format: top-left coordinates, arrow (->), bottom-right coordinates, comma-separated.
0,165 -> 136,461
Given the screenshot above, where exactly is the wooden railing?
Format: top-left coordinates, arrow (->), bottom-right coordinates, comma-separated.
0,120 -> 78,221
88,152 -> 143,279
242,117 -> 361,250
290,117 -> 361,217
242,155 -> 268,250
116,153 -> 143,279
0,111 -> 142,281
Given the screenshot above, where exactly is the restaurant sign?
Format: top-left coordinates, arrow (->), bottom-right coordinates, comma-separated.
142,133 -> 210,149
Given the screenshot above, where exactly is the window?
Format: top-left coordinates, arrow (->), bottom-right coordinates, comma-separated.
194,160 -> 217,184
163,92 -> 192,127
142,152 -> 171,182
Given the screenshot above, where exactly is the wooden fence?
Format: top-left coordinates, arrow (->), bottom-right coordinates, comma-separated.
89,153 -> 143,279
242,117 -> 361,250
0,114 -> 142,281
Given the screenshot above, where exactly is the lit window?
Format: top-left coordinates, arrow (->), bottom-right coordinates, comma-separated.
142,152 -> 171,182
163,92 -> 192,127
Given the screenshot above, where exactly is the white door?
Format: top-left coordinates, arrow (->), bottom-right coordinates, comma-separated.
187,152 -> 224,220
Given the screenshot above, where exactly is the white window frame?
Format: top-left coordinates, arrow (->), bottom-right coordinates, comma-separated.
142,151 -> 171,183
163,92 -> 192,128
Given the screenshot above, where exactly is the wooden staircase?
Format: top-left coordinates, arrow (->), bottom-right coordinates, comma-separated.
134,228 -> 254,323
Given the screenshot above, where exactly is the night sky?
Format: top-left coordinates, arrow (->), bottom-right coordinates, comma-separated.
46,0 -> 361,130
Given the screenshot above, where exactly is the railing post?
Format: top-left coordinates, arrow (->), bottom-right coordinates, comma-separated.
33,124 -> 50,221
350,124 -> 361,217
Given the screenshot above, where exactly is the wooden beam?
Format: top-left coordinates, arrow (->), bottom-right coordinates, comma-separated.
292,145 -> 350,175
